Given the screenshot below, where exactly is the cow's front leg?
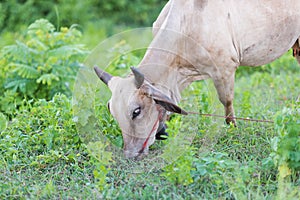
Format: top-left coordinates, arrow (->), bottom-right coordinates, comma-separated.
212,72 -> 236,126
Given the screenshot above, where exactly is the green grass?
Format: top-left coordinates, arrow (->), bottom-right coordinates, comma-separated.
1,34 -> 300,199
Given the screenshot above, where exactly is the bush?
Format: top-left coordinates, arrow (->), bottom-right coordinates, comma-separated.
0,0 -> 168,33
97,0 -> 168,26
0,19 -> 88,115
271,102 -> 300,173
161,147 -> 195,186
0,94 -> 81,168
0,1 -> 94,32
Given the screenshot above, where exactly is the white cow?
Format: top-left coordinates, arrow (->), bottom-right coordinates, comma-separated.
94,0 -> 300,158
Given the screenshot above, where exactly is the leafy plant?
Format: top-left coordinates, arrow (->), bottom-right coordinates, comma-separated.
95,104 -> 122,147
0,19 -> 88,115
0,0 -> 168,33
87,141 -> 113,191
192,152 -> 238,188
0,90 -> 23,116
271,102 -> 300,173
0,94 -> 81,168
97,0 -> 168,26
0,112 -> 7,132
161,147 -> 195,186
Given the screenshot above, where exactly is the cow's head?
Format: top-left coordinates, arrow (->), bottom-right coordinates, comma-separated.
94,66 -> 187,159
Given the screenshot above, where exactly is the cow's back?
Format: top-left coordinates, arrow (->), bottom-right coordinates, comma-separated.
154,0 -> 300,68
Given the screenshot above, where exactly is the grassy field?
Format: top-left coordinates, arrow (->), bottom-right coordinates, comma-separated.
0,23 -> 300,199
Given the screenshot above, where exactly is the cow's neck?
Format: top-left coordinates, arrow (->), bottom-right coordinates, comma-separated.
138,49 -> 193,104
136,26 -> 208,104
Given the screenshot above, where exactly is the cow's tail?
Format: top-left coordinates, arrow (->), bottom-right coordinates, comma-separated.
292,39 -> 300,65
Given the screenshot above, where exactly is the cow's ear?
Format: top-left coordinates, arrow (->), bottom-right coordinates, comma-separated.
141,84 -> 188,115
153,98 -> 188,115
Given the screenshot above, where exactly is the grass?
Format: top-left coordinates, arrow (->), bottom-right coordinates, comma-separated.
1,26 -> 300,199
1,162 -> 100,199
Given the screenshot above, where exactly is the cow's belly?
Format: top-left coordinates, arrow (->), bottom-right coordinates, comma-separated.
240,32 -> 299,67
236,2 -> 300,66
194,0 -> 300,67
239,17 -> 300,66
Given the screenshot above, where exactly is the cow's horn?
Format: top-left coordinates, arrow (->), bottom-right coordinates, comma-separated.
94,66 -> 113,85
131,67 -> 144,89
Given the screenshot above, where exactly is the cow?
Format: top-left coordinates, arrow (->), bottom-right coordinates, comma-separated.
94,0 -> 300,159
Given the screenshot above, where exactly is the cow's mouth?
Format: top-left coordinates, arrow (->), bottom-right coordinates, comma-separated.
155,123 -> 168,140
124,122 -> 168,159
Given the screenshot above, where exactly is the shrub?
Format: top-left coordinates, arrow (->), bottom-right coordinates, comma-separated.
0,1 -> 95,32
0,0 -> 168,33
0,19 -> 88,115
161,147 -> 195,186
271,102 -> 300,173
97,0 -> 168,26
0,94 -> 81,168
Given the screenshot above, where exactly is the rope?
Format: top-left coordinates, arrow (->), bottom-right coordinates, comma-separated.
187,111 -> 274,123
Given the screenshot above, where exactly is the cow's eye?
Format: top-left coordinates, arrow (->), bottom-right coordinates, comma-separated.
132,107 -> 141,119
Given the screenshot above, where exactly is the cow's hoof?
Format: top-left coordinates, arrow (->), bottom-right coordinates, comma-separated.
225,117 -> 236,127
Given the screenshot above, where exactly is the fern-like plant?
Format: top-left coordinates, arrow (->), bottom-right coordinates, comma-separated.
0,19 -> 88,112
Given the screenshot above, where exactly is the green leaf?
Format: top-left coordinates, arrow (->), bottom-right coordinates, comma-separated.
36,74 -> 60,85
15,40 -> 39,55
279,163 -> 292,178
27,18 -> 55,34
87,141 -> 113,165
0,44 -> 17,57
27,38 -> 48,51
0,112 -> 7,132
5,79 -> 30,91
48,44 -> 88,58
5,78 -> 37,96
12,63 -> 40,78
